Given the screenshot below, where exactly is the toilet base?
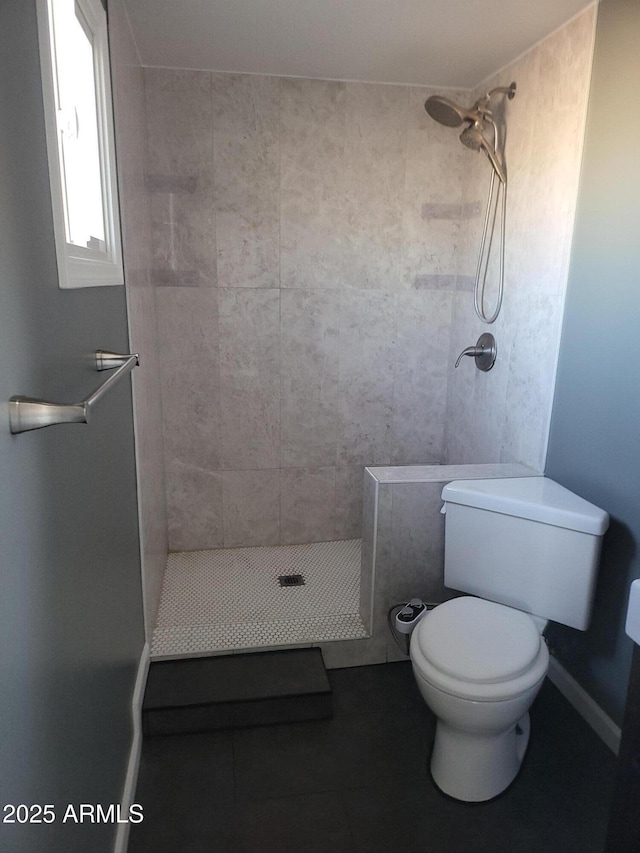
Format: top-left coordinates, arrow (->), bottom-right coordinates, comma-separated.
431,712 -> 531,802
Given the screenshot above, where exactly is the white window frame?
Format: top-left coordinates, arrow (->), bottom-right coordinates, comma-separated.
36,0 -> 123,288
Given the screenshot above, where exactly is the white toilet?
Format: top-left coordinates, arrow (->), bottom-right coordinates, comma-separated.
410,476 -> 609,803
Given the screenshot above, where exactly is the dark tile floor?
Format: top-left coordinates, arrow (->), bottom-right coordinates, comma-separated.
128,661 -> 616,853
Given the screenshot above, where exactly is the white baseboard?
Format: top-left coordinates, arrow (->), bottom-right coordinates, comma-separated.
547,654 -> 621,755
114,641 -> 150,853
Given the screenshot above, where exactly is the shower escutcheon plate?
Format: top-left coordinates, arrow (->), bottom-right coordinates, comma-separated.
474,333 -> 497,371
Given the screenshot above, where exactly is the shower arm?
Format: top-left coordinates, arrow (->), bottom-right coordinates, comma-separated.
489,84 -> 517,99
476,84 -> 517,108
471,85 -> 515,121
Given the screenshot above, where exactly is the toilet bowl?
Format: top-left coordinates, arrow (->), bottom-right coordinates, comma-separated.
410,596 -> 549,802
408,477 -> 609,803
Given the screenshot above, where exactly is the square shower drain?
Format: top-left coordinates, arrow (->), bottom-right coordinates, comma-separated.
278,574 -> 305,587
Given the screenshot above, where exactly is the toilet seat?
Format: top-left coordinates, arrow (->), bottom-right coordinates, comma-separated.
419,597 -> 541,682
411,597 -> 549,702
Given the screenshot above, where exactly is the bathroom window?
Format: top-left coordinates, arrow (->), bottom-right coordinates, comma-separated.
37,0 -> 123,288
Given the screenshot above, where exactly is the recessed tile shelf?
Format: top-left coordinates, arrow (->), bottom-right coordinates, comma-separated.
151,538 -> 367,659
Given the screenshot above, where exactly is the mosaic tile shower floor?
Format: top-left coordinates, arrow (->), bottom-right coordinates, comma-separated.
151,538 -> 367,658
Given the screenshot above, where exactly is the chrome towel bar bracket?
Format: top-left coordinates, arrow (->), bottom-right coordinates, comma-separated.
9,350 -> 139,434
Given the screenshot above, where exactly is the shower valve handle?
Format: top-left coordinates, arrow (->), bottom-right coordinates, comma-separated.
454,346 -> 482,366
454,333 -> 496,372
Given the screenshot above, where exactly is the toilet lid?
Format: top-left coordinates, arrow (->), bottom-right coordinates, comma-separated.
416,597 -> 542,684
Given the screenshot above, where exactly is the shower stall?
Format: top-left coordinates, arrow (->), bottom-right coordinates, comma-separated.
114,6 -> 599,663
144,73 -> 461,660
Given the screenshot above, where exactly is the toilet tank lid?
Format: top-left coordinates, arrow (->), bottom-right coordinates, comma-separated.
441,477 -> 609,535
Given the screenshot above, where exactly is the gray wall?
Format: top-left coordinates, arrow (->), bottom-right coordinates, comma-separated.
545,0 -> 640,726
0,2 -> 145,850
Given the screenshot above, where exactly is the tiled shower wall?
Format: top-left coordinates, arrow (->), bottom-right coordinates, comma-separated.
109,0 -> 168,634
443,6 -> 597,468
145,74 -> 470,551
142,5 -> 597,553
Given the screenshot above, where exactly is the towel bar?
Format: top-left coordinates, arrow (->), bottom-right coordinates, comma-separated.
9,350 -> 139,434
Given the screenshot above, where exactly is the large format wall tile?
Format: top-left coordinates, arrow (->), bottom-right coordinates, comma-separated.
280,467 -> 336,545
341,83 -> 407,291
336,290 -> 396,466
280,185 -> 349,290
144,69 -> 213,175
144,68 -> 216,287
280,79 -> 348,290
156,287 -> 221,473
218,288 -> 280,470
334,466 -> 365,540
391,290 -> 452,464
222,469 -> 280,547
280,78 -> 347,196
213,74 -> 280,289
149,180 -> 217,287
280,289 -> 340,467
166,460 -> 224,551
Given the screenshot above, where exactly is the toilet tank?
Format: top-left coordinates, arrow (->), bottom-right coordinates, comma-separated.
441,477 -> 609,631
